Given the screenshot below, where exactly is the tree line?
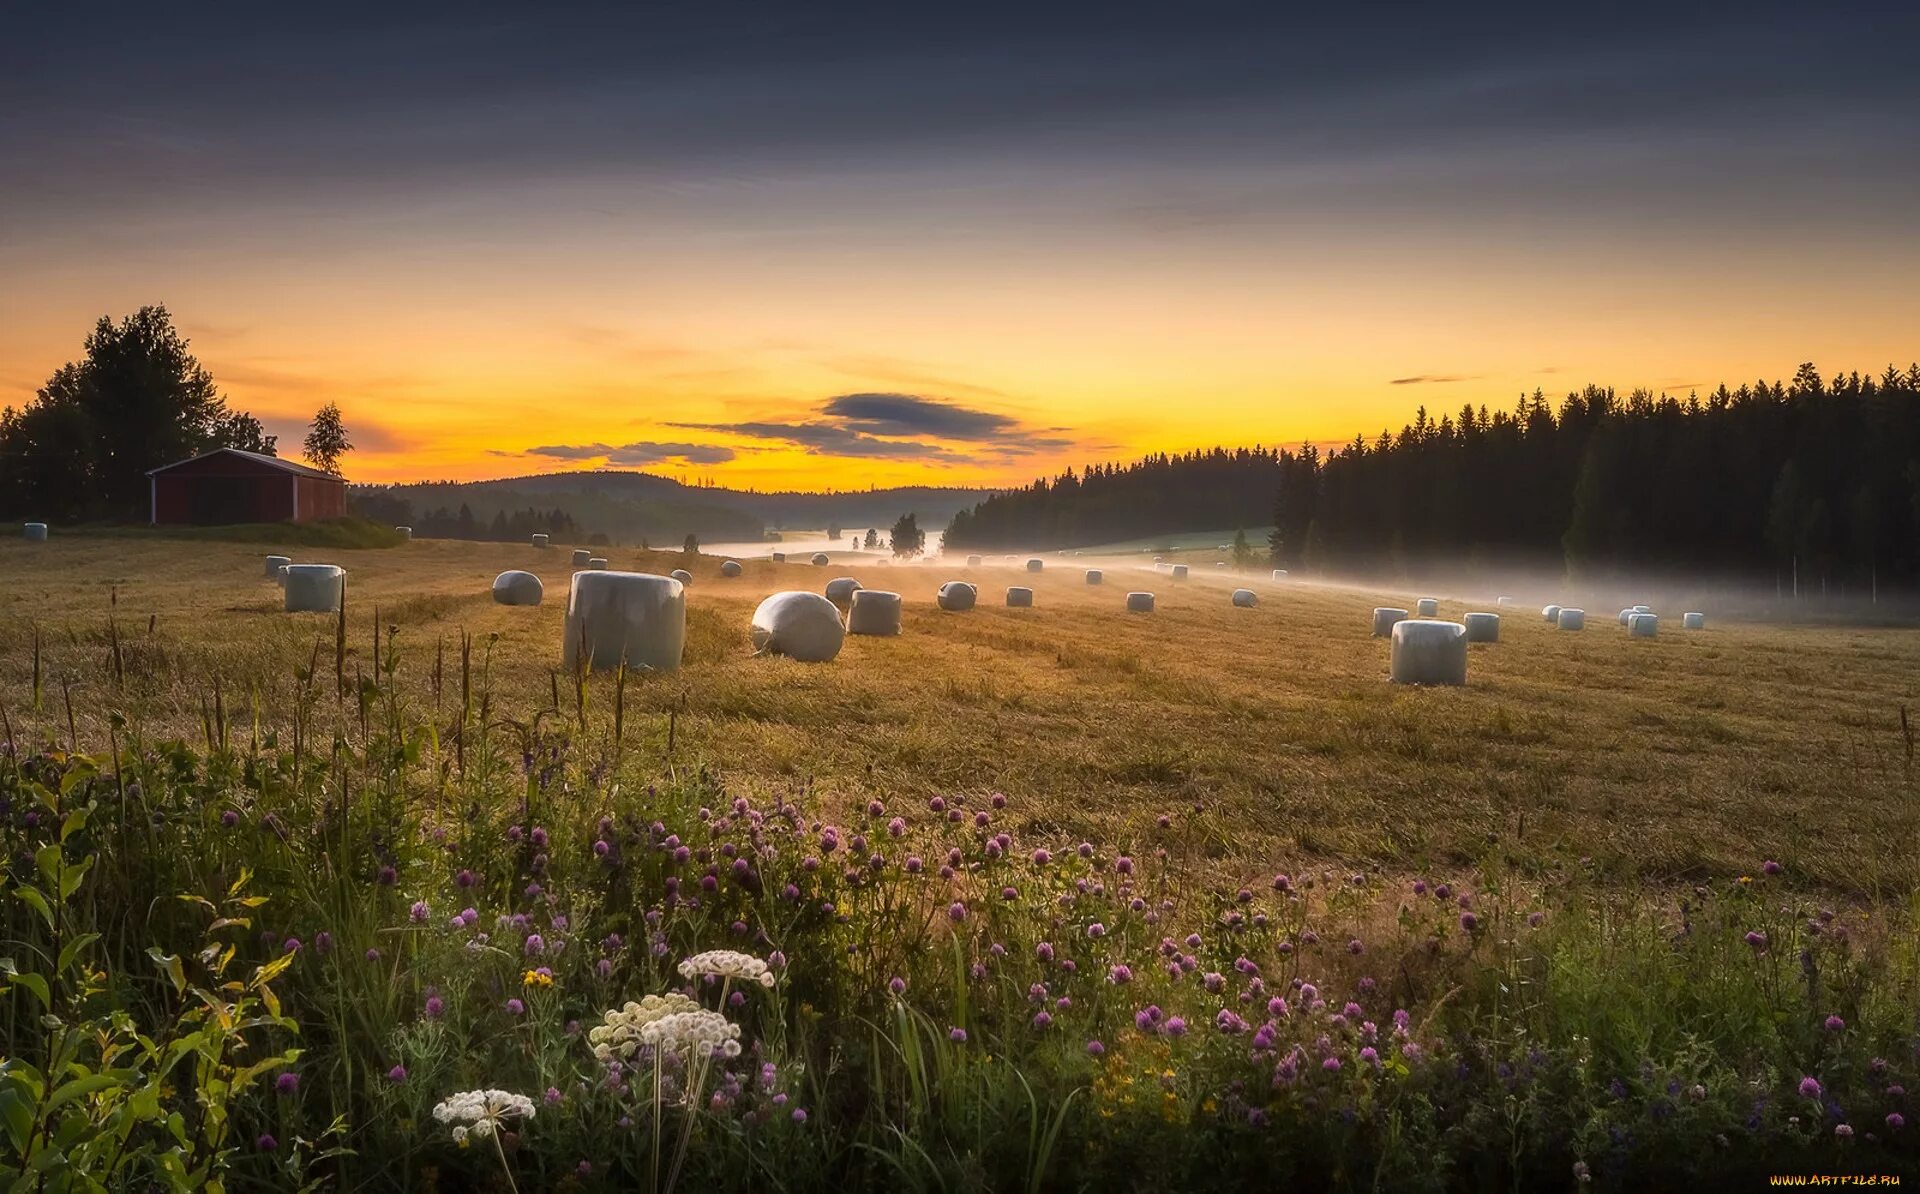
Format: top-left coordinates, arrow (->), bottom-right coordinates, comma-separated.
348,492 -> 589,544
947,363 -> 1920,589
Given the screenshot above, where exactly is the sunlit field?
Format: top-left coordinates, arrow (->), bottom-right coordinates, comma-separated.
4,532 -> 1919,1189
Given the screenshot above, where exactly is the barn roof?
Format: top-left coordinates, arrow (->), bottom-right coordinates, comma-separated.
146,447 -> 342,481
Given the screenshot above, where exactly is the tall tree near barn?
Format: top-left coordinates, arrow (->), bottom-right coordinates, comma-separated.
303,402 -> 353,475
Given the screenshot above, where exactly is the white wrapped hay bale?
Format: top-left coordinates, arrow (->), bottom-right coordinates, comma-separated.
825,576 -> 863,604
265,554 -> 292,578
671,569 -> 693,585
937,581 -> 978,611
588,557 -> 608,570
572,549 -> 591,566
275,565 -> 290,587
1025,558 -> 1043,573
531,533 -> 549,548
1126,591 -> 1155,613
1628,613 -> 1659,638
1085,569 -> 1103,585
492,570 -> 544,606
23,523 -> 47,541
1214,562 -> 1228,569
1463,612 -> 1500,643
1232,588 -> 1257,608
1683,611 -> 1705,630
564,571 -> 686,673
1618,608 -> 1638,627
1171,564 -> 1189,580
284,564 -> 345,613
1416,598 -> 1439,617
1634,604 -> 1652,613
1556,607 -> 1585,630
1390,619 -> 1468,686
1542,604 -> 1561,623
1496,596 -> 1514,608
810,552 -> 830,566
1272,569 -> 1288,581
966,554 -> 983,567
848,589 -> 902,636
749,591 -> 844,662
1154,562 -> 1170,573
771,551 -> 786,563
395,526 -> 412,540
1372,607 -> 1407,637
1006,586 -> 1034,607
720,560 -> 743,577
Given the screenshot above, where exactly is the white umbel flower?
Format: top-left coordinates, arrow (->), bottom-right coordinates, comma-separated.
640,1008 -> 743,1059
431,1089 -> 536,1140
587,993 -> 701,1063
677,949 -> 777,988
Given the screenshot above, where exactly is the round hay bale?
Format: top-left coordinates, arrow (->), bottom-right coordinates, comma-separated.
1496,596 -> 1514,607
1416,597 -> 1439,617
1126,591 -> 1155,613
1542,604 -> 1561,622
810,552 -> 830,566
1633,604 -> 1652,614
1214,561 -> 1229,569
572,549 -> 591,566
848,589 -> 902,636
23,522 -> 47,542
1231,588 -> 1257,608
1006,586 -> 1034,607
1154,562 -> 1170,573
720,560 -> 743,577
1372,607 -> 1408,637
825,576 -> 863,604
395,526 -> 412,540
588,557 -> 609,570
1628,612 -> 1659,637
276,564 -> 290,587
937,581 -> 978,611
1463,612 -> 1500,642
1025,558 -> 1043,573
1556,607 -> 1585,630
492,570 -> 544,606
563,571 -> 686,673
531,533 -> 549,548
1617,607 -> 1638,626
1085,569 -> 1104,585
284,564 -> 345,613
1390,619 -> 1468,686
1171,564 -> 1189,580
1271,569 -> 1288,581
749,591 -> 844,662
265,554 -> 291,578
1153,555 -> 1164,563
771,551 -> 786,563
1683,611 -> 1705,630
966,554 -> 983,567
670,569 -> 693,585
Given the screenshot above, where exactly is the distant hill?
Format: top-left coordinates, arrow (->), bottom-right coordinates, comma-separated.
349,471 -> 992,546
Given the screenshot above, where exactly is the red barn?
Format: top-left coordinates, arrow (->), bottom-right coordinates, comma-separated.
147,449 -> 347,525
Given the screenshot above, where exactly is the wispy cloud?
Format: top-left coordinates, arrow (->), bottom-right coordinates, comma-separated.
521,441 -> 738,466
1388,374 -> 1480,386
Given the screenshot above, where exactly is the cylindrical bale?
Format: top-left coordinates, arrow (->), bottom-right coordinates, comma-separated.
671,569 -> 693,585
1628,613 -> 1659,638
572,549 -> 591,566
563,571 -> 686,673
1683,611 -> 1705,630
937,581 -> 978,611
1556,607 -> 1585,630
1215,562 -> 1228,569
770,551 -> 786,562
1154,562 -> 1170,573
1126,591 -> 1155,613
1390,619 -> 1468,686
1542,604 -> 1561,622
1496,596 -> 1513,607
720,560 -> 743,577
1231,588 -> 1257,608
810,552 -> 830,566
23,522 -> 47,541
1633,604 -> 1652,614
1085,569 -> 1103,585
1415,597 -> 1439,617
1463,612 -> 1500,643
1372,607 -> 1408,637
848,589 -> 902,636
1006,586 -> 1034,607
265,554 -> 291,577
531,533 -> 549,548
1025,558 -> 1043,573
749,591 -> 844,662
492,570 -> 544,606
284,564 -> 345,613
588,557 -> 608,570
825,576 -> 863,604
1272,569 -> 1288,580
965,555 -> 983,567
395,526 -> 412,540
1153,555 -> 1164,563
1171,564 -> 1189,579
1618,608 -> 1637,626
275,564 -> 290,587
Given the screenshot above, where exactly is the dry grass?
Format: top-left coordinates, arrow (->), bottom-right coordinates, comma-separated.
3,535 -> 1917,892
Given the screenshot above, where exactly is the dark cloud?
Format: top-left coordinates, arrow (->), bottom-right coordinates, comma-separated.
669,391 -> 1079,462
666,420 -> 965,461
524,441 -> 737,465
821,392 -> 1017,440
1388,375 -> 1478,386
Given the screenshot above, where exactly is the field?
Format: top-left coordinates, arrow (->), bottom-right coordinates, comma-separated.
4,532 -> 1920,1189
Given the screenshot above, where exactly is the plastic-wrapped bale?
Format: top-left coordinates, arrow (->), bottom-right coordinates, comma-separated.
265,554 -> 292,578
1006,586 -> 1034,607
531,533 -> 549,548
937,581 -> 978,611
1154,562 -> 1170,573
771,551 -> 786,563
23,522 -> 47,541
810,553 -> 830,566
1496,596 -> 1514,607
1416,597 -> 1439,617
1171,564 -> 1189,579
395,526 -> 412,541
1634,604 -> 1652,614
588,557 -> 609,570
275,565 -> 290,587
492,570 -> 544,606
1390,619 -> 1468,686
1215,562 -> 1229,569
572,549 -> 591,566
1542,604 -> 1561,623
1556,607 -> 1585,630
1153,555 -> 1164,563
1617,608 -> 1638,627
284,564 -> 345,613
1271,569 -> 1288,581
1683,611 -> 1705,630
847,589 -> 902,636
825,577 -> 863,604
671,569 -> 693,585
1463,612 -> 1500,643
1025,558 -> 1043,573
966,555 -> 982,567
1127,591 -> 1155,613
1085,569 -> 1103,585
749,591 -> 844,662
1231,588 -> 1257,608
720,560 -> 743,577
1372,607 -> 1407,637
564,572 -> 686,673
1628,613 -> 1659,638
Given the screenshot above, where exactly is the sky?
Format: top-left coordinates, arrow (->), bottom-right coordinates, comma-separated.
2,1 -> 1916,489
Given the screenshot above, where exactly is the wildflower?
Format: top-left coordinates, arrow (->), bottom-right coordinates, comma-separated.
1347,939 -> 1363,955
588,993 -> 703,1062
1763,859 -> 1783,875
1889,1113 -> 1905,1130
1744,930 -> 1768,951
889,976 -> 906,996
792,1108 -> 808,1124
456,868 -> 476,888
1108,964 -> 1133,984
1165,1017 -> 1187,1037
377,866 -> 397,886
1824,1015 -> 1846,1032
1087,923 -> 1106,939
1573,1161 -> 1590,1183
677,949 -> 777,989
1033,1011 -> 1053,1029
1036,942 -> 1055,962
1322,1057 -> 1341,1072
506,999 -> 525,1015
220,809 -> 239,828
949,1027 -> 968,1043
1086,1039 -> 1106,1056
1459,912 -> 1478,931
523,968 -> 555,988
1031,848 -> 1051,865
388,1065 -> 408,1083
1799,1076 -> 1823,1099
948,902 -> 967,922
1527,911 -> 1546,927
256,1134 -> 278,1151
275,1072 -> 299,1097
432,1089 -> 536,1140
409,900 -> 430,923
1836,1123 -> 1854,1139
544,1087 -> 562,1106
640,1009 -> 743,1059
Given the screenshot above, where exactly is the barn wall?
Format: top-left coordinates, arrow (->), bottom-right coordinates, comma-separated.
148,452 -> 347,525
294,476 -> 347,521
